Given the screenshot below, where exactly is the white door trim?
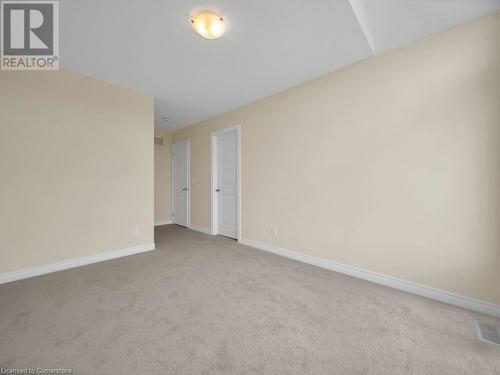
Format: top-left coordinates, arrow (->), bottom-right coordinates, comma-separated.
171,139 -> 191,228
211,125 -> 241,241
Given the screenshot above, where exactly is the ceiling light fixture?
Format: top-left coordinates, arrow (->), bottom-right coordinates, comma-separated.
190,10 -> 225,40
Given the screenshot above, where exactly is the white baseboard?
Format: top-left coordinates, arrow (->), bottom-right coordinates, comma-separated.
240,238 -> 500,318
188,224 -> 211,235
0,243 -> 155,285
155,219 -> 172,226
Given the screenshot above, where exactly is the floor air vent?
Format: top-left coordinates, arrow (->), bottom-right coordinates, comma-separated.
476,321 -> 500,346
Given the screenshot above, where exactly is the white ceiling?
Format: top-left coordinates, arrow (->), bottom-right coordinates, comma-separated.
60,0 -> 500,131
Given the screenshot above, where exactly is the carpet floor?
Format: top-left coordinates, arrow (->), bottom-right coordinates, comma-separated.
1,224 -> 499,374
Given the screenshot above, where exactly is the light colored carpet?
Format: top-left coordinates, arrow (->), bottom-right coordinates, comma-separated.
1,224 -> 499,374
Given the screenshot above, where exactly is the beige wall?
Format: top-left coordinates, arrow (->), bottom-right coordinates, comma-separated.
174,12 -> 500,305
0,70 -> 154,274
154,129 -> 172,223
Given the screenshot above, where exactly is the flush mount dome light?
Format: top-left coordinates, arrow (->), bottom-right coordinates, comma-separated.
190,10 -> 225,39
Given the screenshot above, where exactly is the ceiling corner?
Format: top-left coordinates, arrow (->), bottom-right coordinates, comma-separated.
348,0 -> 376,55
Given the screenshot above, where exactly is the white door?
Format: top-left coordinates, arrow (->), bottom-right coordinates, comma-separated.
216,130 -> 238,238
172,140 -> 189,227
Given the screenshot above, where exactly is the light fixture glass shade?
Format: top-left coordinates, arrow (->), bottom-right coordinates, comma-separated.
190,10 -> 225,39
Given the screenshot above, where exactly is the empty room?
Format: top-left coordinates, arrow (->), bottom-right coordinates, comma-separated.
1,1 -> 500,374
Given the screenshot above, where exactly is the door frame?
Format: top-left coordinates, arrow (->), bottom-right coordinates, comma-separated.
210,124 -> 241,241
171,139 -> 191,228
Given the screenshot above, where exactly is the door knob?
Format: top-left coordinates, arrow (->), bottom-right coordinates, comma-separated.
215,189 -> 220,192
182,187 -> 189,191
